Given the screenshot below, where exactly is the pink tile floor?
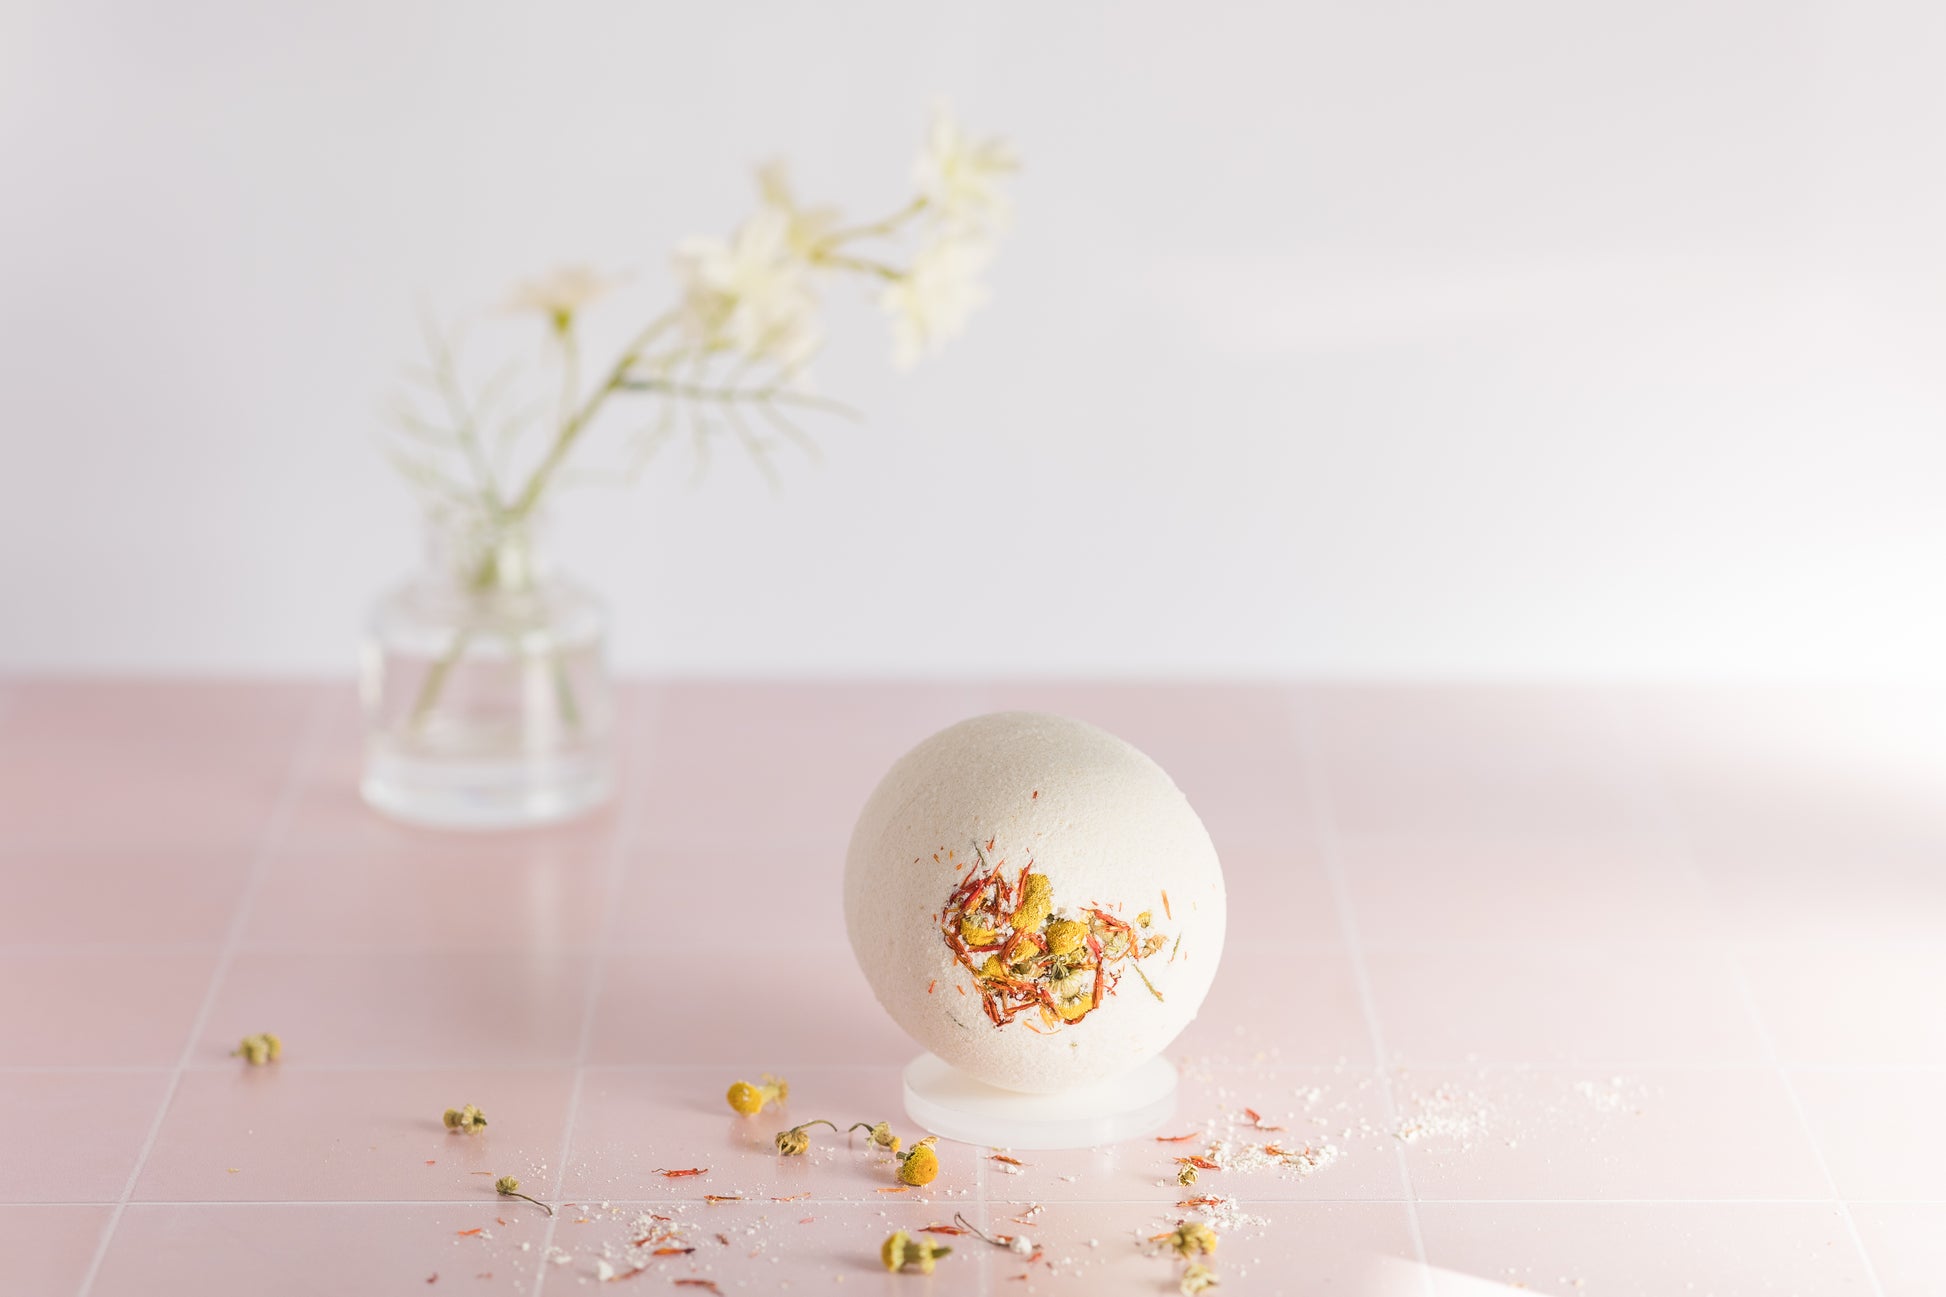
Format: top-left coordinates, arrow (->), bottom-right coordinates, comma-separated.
0,679 -> 1940,1296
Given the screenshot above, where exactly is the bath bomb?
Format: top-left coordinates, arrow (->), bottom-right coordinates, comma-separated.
844,712 -> 1226,1094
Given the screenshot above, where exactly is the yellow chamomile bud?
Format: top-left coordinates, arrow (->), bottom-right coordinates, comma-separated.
881,1230 -> 951,1274
1009,872 -> 1053,930
1137,910 -> 1154,928
896,1137 -> 940,1187
443,1104 -> 487,1133
958,914 -> 999,946
234,1033 -> 281,1066
726,1074 -> 789,1116
775,1119 -> 838,1156
1044,917 -> 1089,958
1168,1221 -> 1219,1259
1181,1262 -> 1220,1294
1178,1163 -> 1198,1186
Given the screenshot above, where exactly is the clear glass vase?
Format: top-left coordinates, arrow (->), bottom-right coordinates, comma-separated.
360,512 -> 615,829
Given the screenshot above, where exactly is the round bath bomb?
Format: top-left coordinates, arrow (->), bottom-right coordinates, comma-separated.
844,712 -> 1226,1094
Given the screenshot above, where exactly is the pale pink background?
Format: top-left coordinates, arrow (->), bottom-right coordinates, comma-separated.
1,680 -> 1940,1295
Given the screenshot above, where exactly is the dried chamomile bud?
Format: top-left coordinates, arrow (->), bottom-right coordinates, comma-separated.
1009,872 -> 1053,930
726,1074 -> 788,1116
775,1119 -> 838,1156
494,1174 -> 553,1215
1168,1221 -> 1219,1259
1177,1163 -> 1198,1186
958,914 -> 999,947
849,1121 -> 902,1155
443,1104 -> 487,1133
1181,1262 -> 1220,1294
1044,917 -> 1089,957
896,1136 -> 940,1187
233,1033 -> 282,1066
880,1230 -> 951,1274
1137,910 -> 1154,928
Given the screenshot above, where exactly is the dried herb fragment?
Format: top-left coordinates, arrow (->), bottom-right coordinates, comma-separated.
493,1176 -> 553,1216
951,1211 -> 1035,1257
939,844 -> 1173,1030
881,1230 -> 952,1274
655,1167 -> 707,1178
233,1033 -> 282,1066
1164,1221 -> 1218,1259
848,1120 -> 902,1155
725,1074 -> 788,1116
774,1118 -> 838,1156
1155,1132 -> 1200,1143
1181,1262 -> 1220,1293
1177,1164 -> 1197,1186
702,1195 -> 743,1204
1175,1155 -> 1221,1171
1243,1107 -> 1284,1131
443,1105 -> 487,1133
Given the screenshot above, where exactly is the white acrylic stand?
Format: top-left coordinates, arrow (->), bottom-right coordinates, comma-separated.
902,1052 -> 1178,1149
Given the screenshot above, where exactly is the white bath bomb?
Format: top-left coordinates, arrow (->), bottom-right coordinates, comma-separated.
844,712 -> 1226,1094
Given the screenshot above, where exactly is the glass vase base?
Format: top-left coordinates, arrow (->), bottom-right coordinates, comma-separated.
360,746 -> 612,830
901,1052 -> 1177,1149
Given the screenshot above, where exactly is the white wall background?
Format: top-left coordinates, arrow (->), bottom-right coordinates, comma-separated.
4,0 -> 1944,678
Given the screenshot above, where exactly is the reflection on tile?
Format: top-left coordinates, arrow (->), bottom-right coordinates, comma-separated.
1850,1202 -> 1946,1297
1738,943 -> 1946,1065
0,951 -> 215,1065
134,1067 -> 574,1202
1788,1069 -> 1946,1201
0,1205 -> 111,1296
97,1202 -> 549,1297
1394,1067 -> 1828,1201
0,849 -> 251,946
1363,943 -> 1765,1065
199,951 -> 593,1066
0,1071 -> 173,1201
1417,1201 -> 1875,1296
587,952 -> 909,1066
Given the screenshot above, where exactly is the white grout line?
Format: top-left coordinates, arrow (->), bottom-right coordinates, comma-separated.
74,687 -> 334,1297
1287,687 -> 1435,1297
12,1057 -> 1945,1077
1602,696 -> 1889,1297
524,686 -> 655,1296
24,1195 -> 1946,1209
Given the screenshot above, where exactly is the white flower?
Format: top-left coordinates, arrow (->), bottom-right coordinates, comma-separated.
504,265 -> 620,326
756,160 -> 840,258
881,235 -> 991,368
913,106 -> 1018,234
674,208 -> 821,366
1007,1235 -> 1034,1256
